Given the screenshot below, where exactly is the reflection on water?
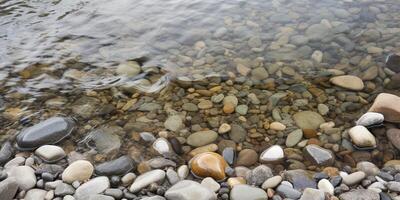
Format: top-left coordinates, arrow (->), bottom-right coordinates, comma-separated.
0,0 -> 400,95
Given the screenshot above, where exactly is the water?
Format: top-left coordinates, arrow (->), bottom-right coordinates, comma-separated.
1,0 -> 399,96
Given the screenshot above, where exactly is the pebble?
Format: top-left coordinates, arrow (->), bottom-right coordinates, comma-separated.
339,189 -> 379,200
341,171 -> 366,186
165,180 -> 217,200
55,183 -> 75,196
356,161 -> 379,176
286,129 -> 303,147
35,145 -> 66,163
190,152 -> 227,181
0,177 -> 18,200
368,93 -> 400,123
153,138 -> 173,155
222,147 -> 235,165
164,115 -> 184,132
166,168 -> 179,185
386,53 -> 400,73
218,123 -> 231,134
0,142 -> 14,165
283,170 -> 316,190
7,166 -> 36,190
121,173 -> 136,186
259,145 -> 284,163
229,124 -> 246,143
16,117 -> 75,150
25,189 -> 47,200
201,177 -> 220,192
303,144 -> 335,166
129,169 -> 165,193
230,184 -> 268,200
387,181 -> 400,192
293,111 -> 325,130
270,122 -> 286,131
227,177 -> 246,188
276,184 -> 302,199
311,50 -> 323,63
4,156 -> 25,168
317,179 -> 334,195
116,61 -> 141,76
235,105 -> 248,115
299,188 -> 324,200
317,104 -> 329,115
261,175 -> 282,189
330,75 -> 364,91
187,130 -> 218,147
349,126 -> 376,148
95,156 -> 135,176
236,149 -> 258,167
356,112 -> 384,127
74,176 -> 110,200
387,128 -> 400,150
177,165 -> 189,180
62,160 -> 94,184
246,165 -> 273,186
223,96 -> 238,107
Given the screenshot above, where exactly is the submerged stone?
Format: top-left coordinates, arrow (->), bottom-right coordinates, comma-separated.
95,156 -> 135,176
16,117 -> 75,150
368,93 -> 400,123
190,152 -> 227,181
165,180 -> 217,200
303,145 -> 335,166
386,53 -> 400,73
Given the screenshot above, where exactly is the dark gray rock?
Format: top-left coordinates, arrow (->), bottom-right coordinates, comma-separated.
276,184 -> 301,199
283,169 -> 316,190
303,145 -> 335,166
55,183 -> 75,196
16,117 -> 75,150
0,142 -> 14,165
95,156 -> 135,176
229,124 -> 246,143
222,147 -> 235,165
246,165 -> 273,186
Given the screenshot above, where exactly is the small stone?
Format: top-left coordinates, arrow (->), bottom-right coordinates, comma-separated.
286,129 -> 303,147
223,96 -> 238,107
190,152 -> 227,181
386,53 -> 400,73
62,160 -> 94,184
387,181 -> 400,192
55,183 -> 75,196
198,100 -> 213,109
235,105 -> 248,115
270,122 -> 286,131
293,111 -> 325,130
387,128 -> 400,150
116,61 -> 141,76
177,165 -> 189,180
349,126 -> 376,148
339,189 -> 379,200
299,188 -> 324,200
276,184 -> 301,199
303,145 -> 335,166
0,142 -> 14,165
0,178 -> 18,200
95,156 -> 135,176
341,171 -> 366,186
182,103 -> 198,112
230,184 -> 267,200
311,51 -> 323,63
317,179 -> 334,195
246,165 -> 273,186
317,104 -> 329,115
236,149 -> 258,167
35,145 -> 66,163
25,189 -> 47,200
187,130 -> 218,147
201,177 -> 220,192
164,115 -> 184,132
229,124 -> 246,143
259,145 -> 284,164
218,123 -> 231,134
261,176 -> 282,189
121,173 -> 136,186
74,177 -> 110,199
283,170 -> 316,190
356,161 -> 379,176
222,147 -> 235,165
251,67 -> 269,80
330,75 -> 364,91
129,169 -> 165,193
166,168 -> 179,185
7,166 -> 36,190
165,180 -> 217,200
356,112 -> 384,127
153,138 -> 173,155
227,177 -> 246,188
367,46 -> 383,54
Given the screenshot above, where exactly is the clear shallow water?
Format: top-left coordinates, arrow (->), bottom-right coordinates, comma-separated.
0,0 -> 399,95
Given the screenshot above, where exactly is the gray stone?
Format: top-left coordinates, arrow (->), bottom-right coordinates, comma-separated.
138,103 -> 161,111
251,67 -> 269,80
356,112 -> 384,127
166,168 -> 180,185
164,115 -> 184,132
261,176 -> 282,189
230,184 -> 267,200
293,111 -> 325,130
0,142 -> 14,165
74,177 -> 110,200
356,161 -> 379,176
129,169 -> 165,193
4,157 -> 25,169
16,117 -> 75,150
341,171 -> 366,186
303,145 -> 335,166
229,124 -> 246,143
339,189 -> 379,200
299,188 -> 324,200
165,180 -> 217,200
305,23 -> 331,41
7,166 -> 36,190
55,183 -> 75,196
25,189 -> 47,200
187,130 -> 218,147
182,103 -> 198,112
95,156 -> 135,176
82,126 -> 121,156
104,189 -> 123,199
387,181 -> 400,192
35,145 -> 66,163
276,184 -> 302,199
142,196 -> 166,200
0,177 -> 18,200
286,129 -> 303,147
283,169 -> 316,190
246,165 -> 273,186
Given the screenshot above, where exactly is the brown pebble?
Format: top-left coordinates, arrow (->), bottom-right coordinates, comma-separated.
137,162 -> 151,174
223,103 -> 235,114
303,129 -> 318,138
190,152 -> 228,181
236,149 -> 258,167
323,167 -> 339,177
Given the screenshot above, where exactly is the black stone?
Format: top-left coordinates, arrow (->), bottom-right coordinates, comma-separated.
110,176 -> 121,187
380,192 -> 392,200
386,54 -> 400,73
0,141 -> 14,165
313,172 -> 329,181
330,176 -> 342,187
95,156 -> 135,176
169,137 -> 183,155
16,117 -> 75,150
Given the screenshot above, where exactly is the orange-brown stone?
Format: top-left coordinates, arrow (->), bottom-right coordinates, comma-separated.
227,177 -> 246,188
323,167 -> 339,177
190,152 -> 228,181
303,129 -> 318,139
223,103 -> 235,114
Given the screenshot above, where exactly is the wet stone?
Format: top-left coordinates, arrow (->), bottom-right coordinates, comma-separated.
386,53 -> 400,73
190,152 -> 227,181
82,126 -> 121,156
0,142 -> 14,165
164,115 -> 184,132
303,144 -> 335,166
187,130 -> 218,147
74,176 -> 110,200
222,147 -> 235,165
339,189 -> 379,200
293,111 -> 325,130
95,156 -> 135,176
283,169 -> 316,190
349,126 -> 376,148
236,149 -> 258,167
153,138 -> 173,155
246,165 -> 273,186
16,117 -> 75,150
368,93 -> 400,123
229,124 -> 246,143
129,169 -> 165,193
386,128 -> 400,151
259,145 -> 284,164
356,112 -> 384,127
286,129 -> 303,147
62,160 -> 94,184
